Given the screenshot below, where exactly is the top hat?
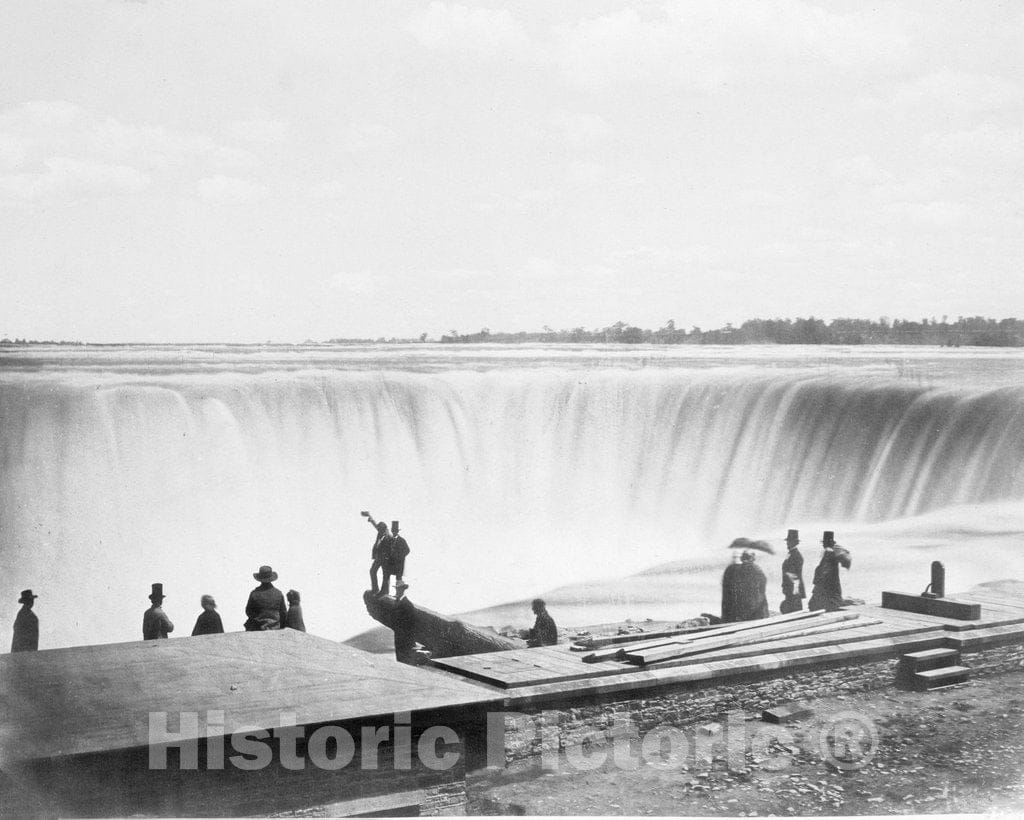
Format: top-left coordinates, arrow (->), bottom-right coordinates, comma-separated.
253,565 -> 278,582
822,531 -> 836,547
18,589 -> 38,604
786,529 -> 799,544
391,520 -> 399,531
149,582 -> 165,601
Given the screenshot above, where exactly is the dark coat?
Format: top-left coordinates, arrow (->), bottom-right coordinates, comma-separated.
285,604 -> 306,632
191,609 -> 224,636
375,533 -> 394,563
781,547 -> 805,598
528,611 -> 557,646
372,529 -> 389,560
245,584 -> 287,630
386,535 -> 409,574
143,606 -> 174,640
11,607 -> 39,652
809,547 -> 852,611
722,562 -> 769,622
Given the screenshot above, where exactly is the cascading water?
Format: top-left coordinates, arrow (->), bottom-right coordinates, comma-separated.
2,344 -> 1023,650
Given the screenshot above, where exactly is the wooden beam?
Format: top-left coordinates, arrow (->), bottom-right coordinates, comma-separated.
881,591 -> 981,621
583,609 -> 828,662
625,612 -> 857,665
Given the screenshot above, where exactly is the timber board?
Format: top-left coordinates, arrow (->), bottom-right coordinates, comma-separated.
0,629 -> 501,765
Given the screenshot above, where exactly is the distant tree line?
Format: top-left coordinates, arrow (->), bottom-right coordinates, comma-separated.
1,338 -> 85,346
440,316 -> 1024,346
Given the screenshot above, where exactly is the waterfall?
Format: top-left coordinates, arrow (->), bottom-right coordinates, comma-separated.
2,349 -> 1023,648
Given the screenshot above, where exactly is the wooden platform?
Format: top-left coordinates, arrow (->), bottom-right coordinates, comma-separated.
0,629 -> 501,766
429,589 -> 1024,693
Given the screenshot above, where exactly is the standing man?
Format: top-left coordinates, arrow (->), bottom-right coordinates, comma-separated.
143,583 -> 174,640
362,512 -> 390,595
780,529 -> 806,613
523,598 -> 557,647
383,520 -> 410,598
809,531 -> 852,612
11,589 -> 39,652
245,565 -> 287,630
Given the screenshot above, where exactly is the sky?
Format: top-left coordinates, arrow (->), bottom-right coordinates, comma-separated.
0,1 -> 1022,343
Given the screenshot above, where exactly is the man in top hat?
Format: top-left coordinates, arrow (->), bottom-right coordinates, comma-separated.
808,531 -> 852,612
722,549 -> 769,622
381,520 -> 410,598
245,565 -> 287,630
11,589 -> 39,652
143,583 -> 174,640
780,529 -> 806,614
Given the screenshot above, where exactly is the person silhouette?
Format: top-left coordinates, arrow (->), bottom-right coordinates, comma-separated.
143,583 -> 174,640
11,589 -> 39,652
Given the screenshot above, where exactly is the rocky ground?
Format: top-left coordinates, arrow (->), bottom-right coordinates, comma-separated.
468,669 -> 1024,816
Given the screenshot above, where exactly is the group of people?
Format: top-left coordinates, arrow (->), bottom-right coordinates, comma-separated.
721,529 -> 852,623
139,566 -> 306,642
364,512 -> 410,597
9,567 -> 309,653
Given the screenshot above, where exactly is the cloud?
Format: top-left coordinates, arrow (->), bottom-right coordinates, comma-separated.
555,1 -> 911,92
830,155 -> 896,186
887,69 -> 1021,114
0,156 -> 148,201
327,270 -> 382,297
882,199 -> 970,228
229,117 -> 291,145
196,175 -> 268,204
0,100 -> 257,202
310,179 -> 348,200
549,111 -> 613,150
405,1 -> 533,59
342,123 -> 400,153
923,124 -> 1024,167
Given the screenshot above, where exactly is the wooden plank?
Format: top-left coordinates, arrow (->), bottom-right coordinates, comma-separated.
584,610 -> 828,663
628,612 -> 857,665
570,623 -> 716,651
654,624 -> 946,671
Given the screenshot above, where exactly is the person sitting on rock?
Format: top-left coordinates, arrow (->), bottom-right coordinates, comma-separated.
244,565 -> 287,630
522,598 -> 558,647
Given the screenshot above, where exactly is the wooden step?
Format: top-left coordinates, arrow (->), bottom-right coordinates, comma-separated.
911,665 -> 970,691
897,647 -> 961,686
899,647 -> 961,672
